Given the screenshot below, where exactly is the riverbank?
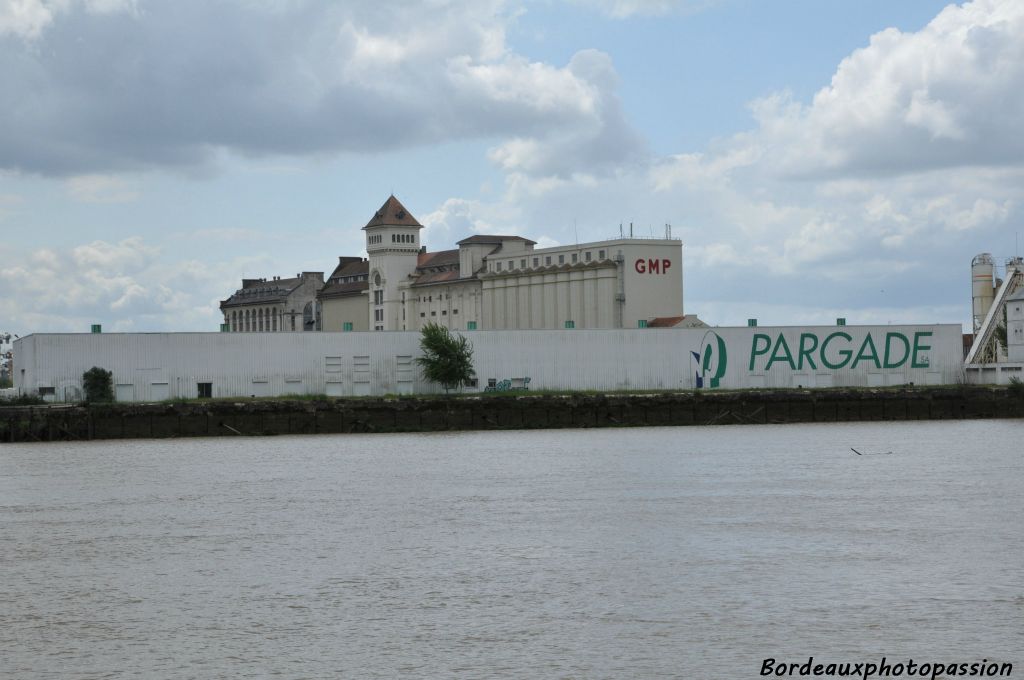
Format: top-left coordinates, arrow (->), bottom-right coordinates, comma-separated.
2,385 -> 1022,443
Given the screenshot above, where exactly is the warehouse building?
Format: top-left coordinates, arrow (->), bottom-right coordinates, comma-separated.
13,324 -> 964,401
221,196 -> 699,333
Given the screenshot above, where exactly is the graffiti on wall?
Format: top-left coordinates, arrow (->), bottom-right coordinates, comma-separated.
484,377 -> 531,392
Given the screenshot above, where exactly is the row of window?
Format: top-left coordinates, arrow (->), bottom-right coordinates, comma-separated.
227,308 -> 292,332
367,233 -> 416,245
332,274 -> 366,284
420,309 -> 458,317
493,249 -> 606,272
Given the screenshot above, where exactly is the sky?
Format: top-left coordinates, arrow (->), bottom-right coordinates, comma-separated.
1,0 -> 1022,334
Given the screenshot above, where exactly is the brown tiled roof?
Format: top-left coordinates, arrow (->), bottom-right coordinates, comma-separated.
363,195 -> 422,229
411,270 -> 462,287
646,316 -> 687,328
456,234 -> 536,246
417,249 -> 460,268
329,257 -> 369,281
317,280 -> 369,299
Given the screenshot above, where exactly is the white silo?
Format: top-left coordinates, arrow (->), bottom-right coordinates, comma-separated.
972,253 -> 995,334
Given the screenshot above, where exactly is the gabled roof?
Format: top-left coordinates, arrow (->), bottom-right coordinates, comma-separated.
329,257 -> 369,281
411,270 -> 462,287
457,234 -> 537,246
317,280 -> 369,300
417,249 -> 459,268
363,195 -> 422,229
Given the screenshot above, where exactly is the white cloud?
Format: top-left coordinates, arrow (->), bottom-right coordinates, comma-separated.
0,0 -> 53,39
0,237 -> 274,332
0,0 -> 134,39
0,0 -> 643,178
747,0 -> 1024,178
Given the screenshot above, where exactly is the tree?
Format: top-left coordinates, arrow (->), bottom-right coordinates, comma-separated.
82,367 -> 114,403
415,323 -> 475,393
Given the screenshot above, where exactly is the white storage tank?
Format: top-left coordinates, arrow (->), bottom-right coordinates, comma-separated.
972,253 -> 995,334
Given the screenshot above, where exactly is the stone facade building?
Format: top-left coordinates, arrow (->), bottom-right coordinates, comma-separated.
220,271 -> 324,332
222,195 -> 695,333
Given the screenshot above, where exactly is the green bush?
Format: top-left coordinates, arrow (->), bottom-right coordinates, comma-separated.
415,323 -> 475,393
0,394 -> 46,405
82,367 -> 114,403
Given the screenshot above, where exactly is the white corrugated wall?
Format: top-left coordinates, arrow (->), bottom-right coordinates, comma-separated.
13,325 -> 963,401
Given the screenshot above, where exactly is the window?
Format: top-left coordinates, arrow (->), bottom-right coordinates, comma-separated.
637,320 -> 648,328
374,309 -> 383,322
487,378 -> 496,387
343,322 -> 353,332
585,251 -> 592,262
374,290 -> 383,305
375,325 -> 383,331
571,253 -> 578,263
496,261 -> 502,271
598,249 -> 605,259
441,310 -> 447,315
565,320 -> 575,329
533,257 -> 539,267
467,321 -> 477,330
452,308 -> 458,315
521,259 -> 526,269
420,312 -> 425,317
197,382 -> 212,398
431,311 -> 437,316
545,256 -> 552,265
39,386 -> 55,396
558,254 -> 564,264
508,260 -> 513,270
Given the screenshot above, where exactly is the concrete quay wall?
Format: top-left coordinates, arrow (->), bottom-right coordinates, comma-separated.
2,386 -> 1022,443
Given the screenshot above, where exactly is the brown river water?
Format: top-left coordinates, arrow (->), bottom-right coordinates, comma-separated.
2,421 -> 1022,678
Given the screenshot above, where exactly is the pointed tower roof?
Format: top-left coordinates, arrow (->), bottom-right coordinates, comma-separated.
362,195 -> 423,229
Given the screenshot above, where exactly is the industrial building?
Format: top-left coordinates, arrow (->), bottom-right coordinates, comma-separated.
221,196 -> 700,334
13,324 -> 963,402
965,253 -> 1024,384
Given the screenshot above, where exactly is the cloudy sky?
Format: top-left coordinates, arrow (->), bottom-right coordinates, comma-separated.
1,0 -> 1021,333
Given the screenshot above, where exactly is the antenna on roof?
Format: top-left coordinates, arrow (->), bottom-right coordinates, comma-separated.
630,222 -> 633,238
619,222 -> 623,238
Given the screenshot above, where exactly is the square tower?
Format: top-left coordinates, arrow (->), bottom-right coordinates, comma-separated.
363,195 -> 423,331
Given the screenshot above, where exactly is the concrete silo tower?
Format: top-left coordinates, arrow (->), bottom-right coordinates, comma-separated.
971,253 -> 995,335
